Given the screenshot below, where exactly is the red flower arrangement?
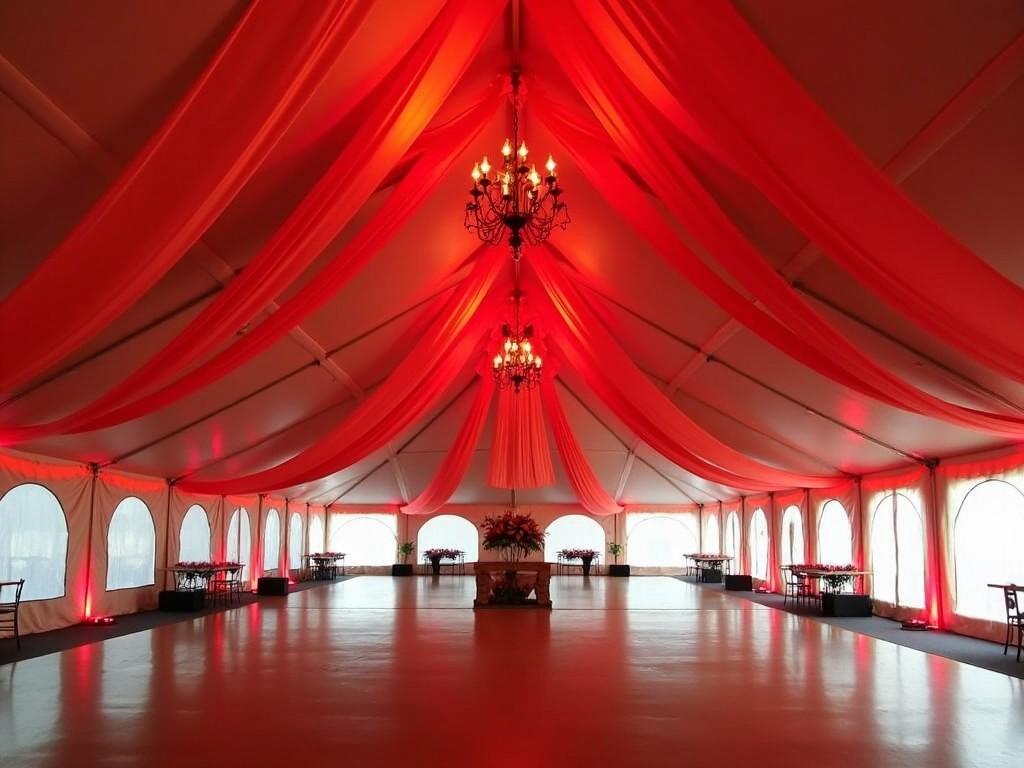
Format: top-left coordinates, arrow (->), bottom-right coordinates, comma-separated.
174,561 -> 242,571
424,548 -> 463,560
481,511 -> 545,562
559,548 -> 598,561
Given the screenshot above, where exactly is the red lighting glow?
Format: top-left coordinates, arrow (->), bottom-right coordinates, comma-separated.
85,616 -> 116,626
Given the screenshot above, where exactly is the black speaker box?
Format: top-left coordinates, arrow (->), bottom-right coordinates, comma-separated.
257,577 -> 289,596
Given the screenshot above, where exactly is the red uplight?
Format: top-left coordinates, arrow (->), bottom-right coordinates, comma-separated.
85,616 -> 116,626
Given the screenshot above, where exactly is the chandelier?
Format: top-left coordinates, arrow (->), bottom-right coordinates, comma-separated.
465,71 -> 569,252
492,287 -> 541,392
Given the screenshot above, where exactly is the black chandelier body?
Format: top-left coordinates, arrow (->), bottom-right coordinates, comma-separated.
491,287 -> 541,393
464,72 -> 570,254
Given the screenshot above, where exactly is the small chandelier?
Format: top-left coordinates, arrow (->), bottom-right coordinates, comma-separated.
465,71 -> 569,253
492,290 -> 541,393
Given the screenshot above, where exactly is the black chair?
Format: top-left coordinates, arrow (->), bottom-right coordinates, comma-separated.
783,569 -> 811,608
1002,587 -> 1023,662
209,568 -> 244,607
0,579 -> 25,649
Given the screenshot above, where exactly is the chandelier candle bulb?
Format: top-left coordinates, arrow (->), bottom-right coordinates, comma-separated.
502,138 -> 512,157
480,156 -> 491,175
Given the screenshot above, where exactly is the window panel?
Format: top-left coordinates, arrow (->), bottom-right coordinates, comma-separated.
780,505 -> 804,567
749,508 -> 769,580
263,508 -> 281,573
227,508 -> 251,580
627,515 -> 698,568
289,513 -> 303,570
817,500 -> 853,565
106,496 -> 156,590
0,483 -> 68,601
544,514 -> 605,562
417,515 -> 479,562
328,515 -> 396,566
178,504 -> 211,563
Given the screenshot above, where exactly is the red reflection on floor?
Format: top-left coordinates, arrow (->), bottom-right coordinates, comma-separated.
1,576 -> 1021,767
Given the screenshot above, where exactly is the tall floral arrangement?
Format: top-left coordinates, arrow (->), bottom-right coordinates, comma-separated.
481,510 -> 545,562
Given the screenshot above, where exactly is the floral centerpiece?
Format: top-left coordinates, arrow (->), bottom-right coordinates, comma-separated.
479,511 -> 546,604
424,548 -> 463,561
559,548 -> 598,561
174,560 -> 242,571
309,552 -> 345,559
481,511 -> 545,562
792,563 -> 858,592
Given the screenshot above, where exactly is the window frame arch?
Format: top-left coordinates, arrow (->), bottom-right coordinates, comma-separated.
748,507 -> 769,581
952,478 -> 1024,622
178,503 -> 211,563
263,507 -> 281,573
227,507 -> 252,581
329,515 -> 397,567
0,482 -> 70,602
870,491 -> 925,609
723,510 -> 740,564
289,512 -> 304,570
416,514 -> 480,563
779,504 -> 805,568
625,514 -> 699,569
544,514 -> 606,563
105,495 -> 157,592
816,499 -> 853,566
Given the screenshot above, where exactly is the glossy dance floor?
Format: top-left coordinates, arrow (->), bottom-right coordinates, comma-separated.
1,577 -> 1021,767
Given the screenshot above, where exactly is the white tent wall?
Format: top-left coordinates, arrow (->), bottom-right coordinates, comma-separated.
90,469 -> 168,620
3,444 -> 1024,643
0,450 -> 91,634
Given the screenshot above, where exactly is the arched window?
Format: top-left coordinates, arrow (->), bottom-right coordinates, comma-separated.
870,492 -> 925,609
544,514 -> 605,562
328,515 -> 396,566
308,515 -> 325,554
723,510 -> 740,564
289,513 -> 303,570
417,515 -> 479,562
178,504 -> 210,563
818,500 -> 853,565
0,483 -> 69,600
749,508 -> 769,580
627,515 -> 699,568
227,507 -> 251,580
780,505 -> 805,567
106,496 -> 155,590
953,479 -> 1024,622
703,514 -> 720,554
263,508 -> 281,573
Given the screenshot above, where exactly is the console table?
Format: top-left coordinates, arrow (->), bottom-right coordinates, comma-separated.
473,562 -> 552,608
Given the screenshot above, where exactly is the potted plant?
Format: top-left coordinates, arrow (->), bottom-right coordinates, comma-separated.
608,542 -> 629,577
392,542 -> 415,576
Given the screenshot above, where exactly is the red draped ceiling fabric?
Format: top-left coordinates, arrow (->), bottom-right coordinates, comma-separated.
401,371 -> 495,516
179,246 -> 506,495
529,246 -> 838,491
540,376 -> 622,516
488,386 -> 555,489
0,0 -> 376,396
532,73 -> 1024,437
0,81 -> 503,443
546,0 -> 1024,383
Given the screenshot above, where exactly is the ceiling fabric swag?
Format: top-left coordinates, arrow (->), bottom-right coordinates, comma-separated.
400,368 -> 495,516
534,94 -> 1024,438
487,384 -> 555,489
529,245 -> 838,491
0,83 -> 503,444
560,0 -> 1024,383
178,245 -> 506,495
0,0 -> 376,397
540,375 -> 622,516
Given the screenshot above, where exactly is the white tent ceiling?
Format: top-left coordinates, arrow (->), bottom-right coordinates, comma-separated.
1,0 -> 1022,505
